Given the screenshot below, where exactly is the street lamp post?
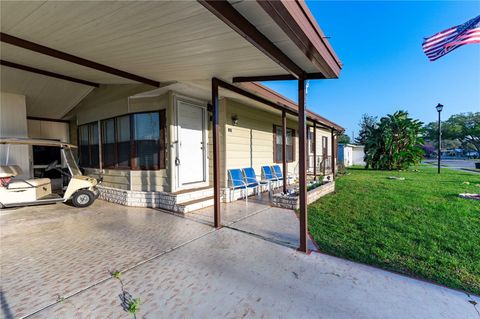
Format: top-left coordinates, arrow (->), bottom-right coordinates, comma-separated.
436,103 -> 444,174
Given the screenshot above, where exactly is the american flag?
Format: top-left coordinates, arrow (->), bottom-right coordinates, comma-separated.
422,15 -> 480,61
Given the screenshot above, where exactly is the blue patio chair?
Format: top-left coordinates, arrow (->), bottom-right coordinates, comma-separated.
242,167 -> 268,194
227,168 -> 256,203
271,165 -> 283,179
271,165 -> 286,190
261,165 -> 280,189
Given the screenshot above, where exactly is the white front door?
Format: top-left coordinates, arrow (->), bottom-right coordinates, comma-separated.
176,100 -> 206,188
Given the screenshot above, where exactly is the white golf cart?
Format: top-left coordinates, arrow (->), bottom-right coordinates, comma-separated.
0,138 -> 99,208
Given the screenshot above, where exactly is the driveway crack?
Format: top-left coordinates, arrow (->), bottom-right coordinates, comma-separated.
467,293 -> 480,318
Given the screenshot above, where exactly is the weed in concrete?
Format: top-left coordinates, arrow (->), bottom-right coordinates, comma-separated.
111,269 -> 143,318
126,297 -> 141,316
111,270 -> 122,280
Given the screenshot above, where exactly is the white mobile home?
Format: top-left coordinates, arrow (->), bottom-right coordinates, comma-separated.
0,0 -> 343,251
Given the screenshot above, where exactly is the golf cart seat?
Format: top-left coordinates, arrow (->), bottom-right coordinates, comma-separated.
0,166 -> 15,178
8,165 -> 23,177
0,165 -> 51,189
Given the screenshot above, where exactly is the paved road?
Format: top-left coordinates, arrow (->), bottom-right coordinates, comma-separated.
424,159 -> 479,173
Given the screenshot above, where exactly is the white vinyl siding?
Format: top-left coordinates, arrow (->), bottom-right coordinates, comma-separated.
223,99 -> 299,186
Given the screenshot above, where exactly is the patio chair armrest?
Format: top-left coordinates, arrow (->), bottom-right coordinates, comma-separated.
229,179 -> 247,187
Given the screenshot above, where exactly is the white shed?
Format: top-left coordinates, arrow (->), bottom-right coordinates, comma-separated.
338,144 -> 365,167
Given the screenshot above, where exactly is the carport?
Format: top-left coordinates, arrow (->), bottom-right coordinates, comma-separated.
0,0 -> 342,253
1,200 -> 476,319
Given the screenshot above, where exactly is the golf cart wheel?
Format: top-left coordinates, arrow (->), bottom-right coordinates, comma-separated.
72,190 -> 95,208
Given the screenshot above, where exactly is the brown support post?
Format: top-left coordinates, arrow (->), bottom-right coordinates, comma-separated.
212,78 -> 221,228
298,78 -> 308,253
282,110 -> 287,194
331,128 -> 336,179
313,122 -> 317,179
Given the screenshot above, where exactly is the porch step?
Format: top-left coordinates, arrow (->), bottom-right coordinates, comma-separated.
175,196 -> 214,214
174,187 -> 214,204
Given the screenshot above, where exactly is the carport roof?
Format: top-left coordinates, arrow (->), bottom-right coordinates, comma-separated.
0,0 -> 342,118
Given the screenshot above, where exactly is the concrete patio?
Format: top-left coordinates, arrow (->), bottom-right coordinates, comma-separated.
1,200 -> 478,319
184,194 -> 318,251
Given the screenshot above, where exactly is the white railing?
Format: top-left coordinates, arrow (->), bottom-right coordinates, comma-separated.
307,155 -> 332,175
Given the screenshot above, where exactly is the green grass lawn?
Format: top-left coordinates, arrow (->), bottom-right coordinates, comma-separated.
308,166 -> 480,295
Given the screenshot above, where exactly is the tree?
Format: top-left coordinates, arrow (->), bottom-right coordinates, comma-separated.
364,111 -> 425,170
424,112 -> 479,152
355,114 -> 377,145
337,132 -> 351,144
422,144 -> 435,157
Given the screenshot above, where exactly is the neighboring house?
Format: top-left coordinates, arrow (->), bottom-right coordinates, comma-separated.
338,144 -> 365,167
0,1 -> 343,223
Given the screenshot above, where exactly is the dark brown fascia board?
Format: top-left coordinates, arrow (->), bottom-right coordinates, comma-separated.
251,81 -> 344,131
1,60 -> 99,88
238,81 -> 344,132
232,73 -> 325,83
233,74 -> 296,82
215,78 -> 344,132
307,111 -> 344,132
198,0 -> 306,79
0,33 -> 160,87
308,120 -> 331,131
214,78 -> 299,116
257,0 -> 341,78
296,0 -> 343,68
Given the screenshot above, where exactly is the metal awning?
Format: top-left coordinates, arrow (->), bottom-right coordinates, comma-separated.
1,1 -> 341,119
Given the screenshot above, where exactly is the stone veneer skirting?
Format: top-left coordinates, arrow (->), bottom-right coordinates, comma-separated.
98,185 -> 218,214
271,181 -> 335,210
98,185 -> 179,210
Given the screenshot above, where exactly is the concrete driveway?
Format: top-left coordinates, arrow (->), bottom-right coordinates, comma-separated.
1,201 -> 478,319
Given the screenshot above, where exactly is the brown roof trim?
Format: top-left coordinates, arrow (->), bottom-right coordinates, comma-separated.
232,72 -> 326,83
238,82 -> 344,132
1,60 -> 99,88
215,78 -> 299,116
198,0 -> 305,78
296,1 -> 343,68
257,0 -> 342,78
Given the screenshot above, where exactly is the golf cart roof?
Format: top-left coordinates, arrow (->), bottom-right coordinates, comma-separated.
0,138 -> 77,148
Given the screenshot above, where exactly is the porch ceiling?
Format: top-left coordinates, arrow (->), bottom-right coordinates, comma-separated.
0,1 -> 285,84
1,1 -> 340,119
0,65 -> 93,119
